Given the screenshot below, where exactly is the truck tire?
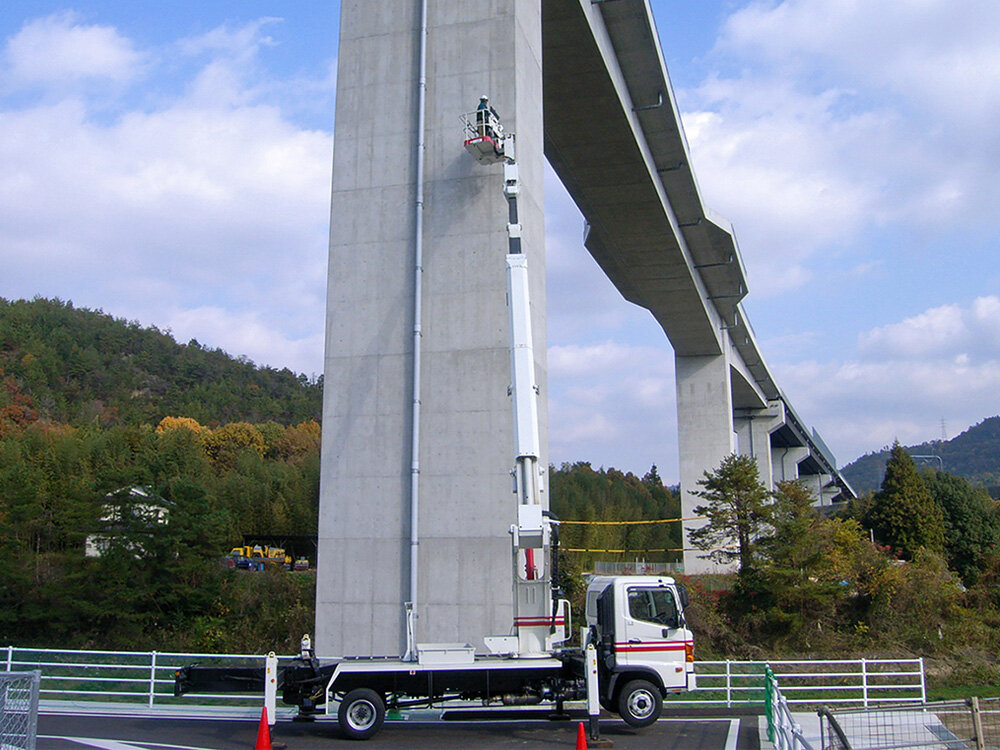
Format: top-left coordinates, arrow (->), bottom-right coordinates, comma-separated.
338,688 -> 385,740
617,679 -> 662,728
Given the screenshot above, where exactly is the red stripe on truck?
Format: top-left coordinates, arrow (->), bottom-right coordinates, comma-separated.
615,640 -> 692,653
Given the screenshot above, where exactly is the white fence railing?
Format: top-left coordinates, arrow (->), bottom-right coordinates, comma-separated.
3,646 -> 925,714
766,665 -> 818,750
3,646 -> 297,712
676,658 -> 925,708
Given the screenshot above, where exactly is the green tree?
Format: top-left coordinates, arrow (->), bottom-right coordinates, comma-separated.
689,454 -> 771,574
922,470 -> 1000,584
763,480 -> 828,575
868,443 -> 945,558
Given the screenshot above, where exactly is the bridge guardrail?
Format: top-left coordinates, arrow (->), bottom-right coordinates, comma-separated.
3,646 -> 296,712
3,646 -> 925,714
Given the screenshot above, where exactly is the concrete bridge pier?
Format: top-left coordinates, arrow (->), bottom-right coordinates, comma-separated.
773,446 -> 810,485
734,403 -> 783,490
676,353 -> 735,574
317,0 -> 547,658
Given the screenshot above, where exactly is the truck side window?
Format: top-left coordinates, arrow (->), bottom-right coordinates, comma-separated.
627,587 -> 678,627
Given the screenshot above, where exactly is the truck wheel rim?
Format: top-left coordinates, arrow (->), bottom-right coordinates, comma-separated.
627,689 -> 654,719
347,700 -> 376,730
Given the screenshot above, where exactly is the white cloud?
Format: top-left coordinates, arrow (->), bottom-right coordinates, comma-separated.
548,342 -> 677,475
3,12 -> 145,86
678,0 -> 1000,298
859,296 -> 1000,361
168,306 -> 324,375
682,80 -> 884,295
775,296 -> 1000,463
718,0 -> 1000,131
0,18 -> 333,376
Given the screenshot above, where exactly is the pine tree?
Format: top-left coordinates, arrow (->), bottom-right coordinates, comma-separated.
868,443 -> 945,558
688,453 -> 771,573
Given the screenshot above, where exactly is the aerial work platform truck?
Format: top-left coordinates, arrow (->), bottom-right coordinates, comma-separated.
174,102 -> 695,740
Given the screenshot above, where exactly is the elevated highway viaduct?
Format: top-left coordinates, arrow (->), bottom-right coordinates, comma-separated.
542,0 -> 854,571
318,0 -> 856,657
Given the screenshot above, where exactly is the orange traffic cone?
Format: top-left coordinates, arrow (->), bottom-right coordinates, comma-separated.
255,707 -> 271,750
576,720 -> 588,750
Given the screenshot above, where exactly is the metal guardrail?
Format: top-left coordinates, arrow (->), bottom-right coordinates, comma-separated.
2,646 -> 925,714
592,560 -> 684,575
820,696 -> 1000,750
1,671 -> 40,750
2,646 -> 296,711
672,658 -> 925,708
766,665 -> 817,750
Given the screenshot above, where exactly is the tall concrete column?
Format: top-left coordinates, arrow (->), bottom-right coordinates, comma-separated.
813,473 -> 835,506
734,403 -> 783,491
317,0 -> 546,657
772,446 -> 809,484
676,353 -> 734,574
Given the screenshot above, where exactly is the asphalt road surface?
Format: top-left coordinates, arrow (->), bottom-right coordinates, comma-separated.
38,709 -> 763,749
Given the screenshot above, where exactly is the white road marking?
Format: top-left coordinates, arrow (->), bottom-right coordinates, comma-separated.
724,718 -> 740,750
40,737 -> 218,750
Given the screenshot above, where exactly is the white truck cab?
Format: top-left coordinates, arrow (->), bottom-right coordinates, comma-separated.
583,575 -> 695,725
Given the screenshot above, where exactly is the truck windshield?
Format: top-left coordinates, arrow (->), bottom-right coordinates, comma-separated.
627,587 -> 678,627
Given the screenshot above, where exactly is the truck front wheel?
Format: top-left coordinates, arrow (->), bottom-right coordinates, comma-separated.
338,688 -> 385,740
617,679 -> 662,728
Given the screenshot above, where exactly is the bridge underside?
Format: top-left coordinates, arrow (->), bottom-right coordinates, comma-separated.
541,0 -> 853,571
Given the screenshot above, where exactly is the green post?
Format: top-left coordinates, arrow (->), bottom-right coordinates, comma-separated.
764,665 -> 775,743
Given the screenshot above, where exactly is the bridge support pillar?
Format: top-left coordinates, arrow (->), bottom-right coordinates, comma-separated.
676,353 -> 735,574
734,404 -> 782,491
811,473 -> 837,506
317,0 -> 546,657
772,446 -> 810,484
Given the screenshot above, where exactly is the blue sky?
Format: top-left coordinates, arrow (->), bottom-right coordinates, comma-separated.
3,1 -> 999,481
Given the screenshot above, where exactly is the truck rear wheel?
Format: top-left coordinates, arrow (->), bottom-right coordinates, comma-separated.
617,679 -> 662,728
338,688 -> 385,740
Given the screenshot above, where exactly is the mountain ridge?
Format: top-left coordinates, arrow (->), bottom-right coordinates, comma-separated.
0,296 -> 322,431
841,416 -> 1000,494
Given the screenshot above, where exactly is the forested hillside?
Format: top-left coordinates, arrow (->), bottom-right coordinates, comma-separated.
550,462 -> 681,566
842,417 -> 1000,493
0,296 -> 325,650
0,417 -> 320,650
0,296 -> 322,430
0,296 -> 688,651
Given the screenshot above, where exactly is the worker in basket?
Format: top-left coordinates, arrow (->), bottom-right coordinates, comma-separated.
476,94 -> 500,140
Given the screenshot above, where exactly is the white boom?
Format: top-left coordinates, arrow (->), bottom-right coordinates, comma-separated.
463,103 -> 562,657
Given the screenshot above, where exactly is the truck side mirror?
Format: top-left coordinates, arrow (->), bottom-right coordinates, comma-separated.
676,583 -> 689,609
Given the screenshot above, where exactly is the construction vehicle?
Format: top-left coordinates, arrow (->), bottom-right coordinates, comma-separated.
175,101 -> 695,740
228,545 -> 288,570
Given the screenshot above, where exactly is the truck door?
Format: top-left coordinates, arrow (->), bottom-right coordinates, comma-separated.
619,584 -> 690,690
595,583 -> 616,673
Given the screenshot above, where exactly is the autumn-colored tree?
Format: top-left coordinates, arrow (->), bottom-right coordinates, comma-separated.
155,416 -> 204,434
0,376 -> 39,436
202,422 -> 266,469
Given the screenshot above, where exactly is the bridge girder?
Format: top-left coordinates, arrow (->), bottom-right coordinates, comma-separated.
542,0 -> 854,572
